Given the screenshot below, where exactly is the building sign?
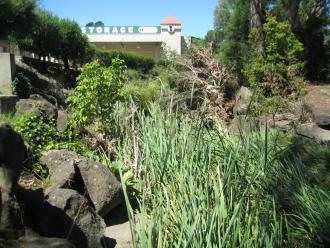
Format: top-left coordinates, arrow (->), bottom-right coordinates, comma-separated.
81,26 -> 161,35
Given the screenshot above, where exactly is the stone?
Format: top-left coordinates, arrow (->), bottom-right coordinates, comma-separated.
0,229 -> 76,248
45,188 -> 106,248
0,53 -> 15,95
15,94 -> 58,120
296,123 -> 330,143
228,115 -> 258,135
0,124 -> 26,239
314,113 -> 330,128
0,95 -> 19,114
57,110 -> 69,131
39,149 -> 123,218
268,119 -> 293,132
39,150 -> 77,188
76,156 -> 124,217
233,86 -> 252,116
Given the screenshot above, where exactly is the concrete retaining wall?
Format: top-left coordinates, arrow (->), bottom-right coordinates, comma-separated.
0,53 -> 16,95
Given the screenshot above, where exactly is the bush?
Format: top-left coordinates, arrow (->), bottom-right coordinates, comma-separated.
244,14 -> 304,114
12,72 -> 31,98
68,59 -> 126,132
95,49 -> 155,73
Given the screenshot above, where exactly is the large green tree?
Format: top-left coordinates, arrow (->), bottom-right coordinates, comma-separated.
18,10 -> 61,59
0,0 -> 36,39
214,0 -> 250,82
58,19 -> 89,70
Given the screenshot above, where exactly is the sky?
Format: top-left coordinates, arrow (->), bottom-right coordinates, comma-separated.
39,0 -> 218,38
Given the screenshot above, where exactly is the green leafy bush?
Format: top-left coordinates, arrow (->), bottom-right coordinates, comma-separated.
12,114 -> 63,154
244,14 -> 305,114
12,72 -> 31,98
95,49 -> 155,73
68,59 -> 127,132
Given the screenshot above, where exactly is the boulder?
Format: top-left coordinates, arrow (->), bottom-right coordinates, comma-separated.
15,94 -> 58,120
314,113 -> 330,128
0,229 -> 76,248
233,86 -> 252,116
268,120 -> 293,132
0,124 -> 26,239
45,187 -> 106,248
40,150 -> 123,218
39,150 -> 77,188
228,115 -> 259,135
57,110 -> 69,131
76,156 -> 123,217
0,95 -> 19,115
296,123 -> 330,143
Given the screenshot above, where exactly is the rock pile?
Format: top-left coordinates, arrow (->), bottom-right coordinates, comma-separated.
0,124 -> 124,248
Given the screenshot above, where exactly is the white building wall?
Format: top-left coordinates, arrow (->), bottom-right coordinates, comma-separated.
160,24 -> 182,55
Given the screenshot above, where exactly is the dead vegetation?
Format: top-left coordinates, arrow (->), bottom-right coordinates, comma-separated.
171,45 -> 237,119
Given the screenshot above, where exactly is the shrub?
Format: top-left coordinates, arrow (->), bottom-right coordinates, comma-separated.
95,49 -> 155,73
12,72 -> 31,98
68,59 -> 127,133
244,14 -> 304,114
12,114 -> 63,154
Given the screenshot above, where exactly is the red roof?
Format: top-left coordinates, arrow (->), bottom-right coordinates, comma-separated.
161,16 -> 181,25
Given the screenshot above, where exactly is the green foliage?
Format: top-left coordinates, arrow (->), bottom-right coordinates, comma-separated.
214,0 -> 250,80
58,18 -> 89,69
18,9 -> 61,60
12,72 -> 31,98
17,8 -> 89,70
244,15 -> 304,114
68,59 -> 127,132
94,49 -> 155,73
112,102 -> 330,247
123,79 -> 162,108
0,0 -> 36,39
12,114 -> 64,153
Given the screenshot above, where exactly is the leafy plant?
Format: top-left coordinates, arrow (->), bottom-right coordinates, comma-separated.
12,113 -> 63,153
244,14 -> 304,114
12,72 -> 31,98
68,59 -> 127,133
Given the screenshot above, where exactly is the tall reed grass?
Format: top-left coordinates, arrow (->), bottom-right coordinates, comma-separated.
111,102 -> 330,247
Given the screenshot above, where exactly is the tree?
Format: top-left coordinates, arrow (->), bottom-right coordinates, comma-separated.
95,21 -> 104,26
244,14 -> 304,113
0,0 -> 36,39
295,0 -> 329,81
214,0 -> 250,82
249,0 -> 266,55
86,22 -> 94,27
17,9 -> 61,60
58,19 -> 89,70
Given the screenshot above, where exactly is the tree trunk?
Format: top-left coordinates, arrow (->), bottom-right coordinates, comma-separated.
250,0 -> 265,56
286,0 -> 300,29
63,55 -> 69,71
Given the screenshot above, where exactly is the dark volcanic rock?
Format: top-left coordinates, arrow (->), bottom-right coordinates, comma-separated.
39,150 -> 77,188
15,94 -> 58,120
40,149 -> 123,218
45,187 -> 106,248
76,156 -> 123,217
0,124 -> 26,239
